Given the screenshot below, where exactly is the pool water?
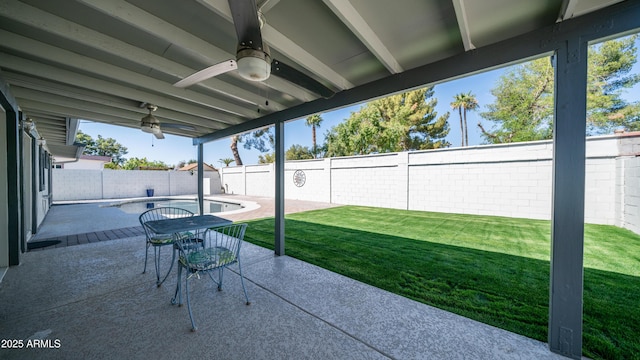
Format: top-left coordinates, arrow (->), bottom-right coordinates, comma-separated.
111,199 -> 242,214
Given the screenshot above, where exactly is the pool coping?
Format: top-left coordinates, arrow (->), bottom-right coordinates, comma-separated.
56,195 -> 261,216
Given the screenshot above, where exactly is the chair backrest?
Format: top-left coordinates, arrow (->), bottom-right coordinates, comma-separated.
176,223 -> 248,271
139,207 -> 194,239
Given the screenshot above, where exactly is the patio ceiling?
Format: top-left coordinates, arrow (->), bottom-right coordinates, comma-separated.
0,0 -> 626,159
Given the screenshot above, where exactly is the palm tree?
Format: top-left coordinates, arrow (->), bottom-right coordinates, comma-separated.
305,114 -> 323,158
230,135 -> 243,166
450,92 -> 479,146
219,158 -> 235,167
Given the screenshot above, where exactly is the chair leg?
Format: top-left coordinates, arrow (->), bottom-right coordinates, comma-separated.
171,264 -> 183,306
153,246 -> 161,284
217,268 -> 224,291
237,260 -> 251,305
154,245 -> 176,287
143,242 -> 150,274
185,270 -> 197,332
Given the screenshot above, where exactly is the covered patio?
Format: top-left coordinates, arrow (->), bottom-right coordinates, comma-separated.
2,1 -> 640,358
0,218 -> 562,359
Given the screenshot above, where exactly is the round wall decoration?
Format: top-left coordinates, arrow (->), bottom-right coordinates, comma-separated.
293,170 -> 306,187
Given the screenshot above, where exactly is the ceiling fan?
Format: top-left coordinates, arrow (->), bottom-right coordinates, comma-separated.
140,104 -> 195,139
173,0 -> 335,99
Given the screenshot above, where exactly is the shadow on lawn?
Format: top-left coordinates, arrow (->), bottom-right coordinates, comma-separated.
243,218 -> 639,360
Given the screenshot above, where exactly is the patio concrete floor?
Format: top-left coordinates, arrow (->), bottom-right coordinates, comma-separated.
0,196 -> 566,359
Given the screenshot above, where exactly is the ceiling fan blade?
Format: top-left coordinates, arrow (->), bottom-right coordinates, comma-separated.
271,59 -> 335,99
160,123 -> 197,131
173,60 -> 237,88
228,0 -> 264,51
152,126 -> 165,139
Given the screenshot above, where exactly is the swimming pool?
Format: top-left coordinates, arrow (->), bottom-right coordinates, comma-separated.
109,198 -> 243,214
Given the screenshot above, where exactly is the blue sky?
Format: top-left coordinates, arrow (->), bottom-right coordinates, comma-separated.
79,36 -> 640,167
78,67 -> 505,167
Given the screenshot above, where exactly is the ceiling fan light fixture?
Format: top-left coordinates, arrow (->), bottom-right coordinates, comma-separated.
140,122 -> 154,134
237,48 -> 271,81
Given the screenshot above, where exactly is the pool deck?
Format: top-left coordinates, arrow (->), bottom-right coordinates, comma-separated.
29,194 -> 340,251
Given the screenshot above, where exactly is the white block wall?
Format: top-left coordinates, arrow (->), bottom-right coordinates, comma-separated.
52,169 -> 222,201
285,159 -> 331,203
331,153 -> 408,209
408,142 -> 554,219
623,156 -> 640,234
53,169 -> 103,200
219,134 -> 640,232
246,165 -> 274,197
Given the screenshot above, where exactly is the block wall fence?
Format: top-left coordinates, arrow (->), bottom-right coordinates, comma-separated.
220,134 -> 640,234
52,169 -> 222,201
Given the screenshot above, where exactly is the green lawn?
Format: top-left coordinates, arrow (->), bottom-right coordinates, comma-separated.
241,206 -> 640,360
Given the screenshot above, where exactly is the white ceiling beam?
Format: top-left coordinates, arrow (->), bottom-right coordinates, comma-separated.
197,0 -> 352,90
19,100 -> 198,138
557,0 -> 580,21
451,0 -> 476,51
75,0 -> 310,106
11,87 -> 221,133
322,0 -> 402,74
0,0 -> 286,110
19,99 -> 133,127
0,67 -> 238,126
0,30 -> 256,119
6,76 -> 226,130
258,0 -> 281,13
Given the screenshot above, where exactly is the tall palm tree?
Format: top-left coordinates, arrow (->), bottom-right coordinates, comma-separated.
450,92 -> 479,146
230,135 -> 243,166
305,114 -> 323,158
219,158 -> 235,167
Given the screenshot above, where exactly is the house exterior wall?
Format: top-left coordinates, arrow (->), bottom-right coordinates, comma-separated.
220,134 -> 640,233
0,104 -> 8,268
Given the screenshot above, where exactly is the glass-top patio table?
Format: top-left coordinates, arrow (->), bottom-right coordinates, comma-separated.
145,214 -> 232,286
145,214 -> 232,235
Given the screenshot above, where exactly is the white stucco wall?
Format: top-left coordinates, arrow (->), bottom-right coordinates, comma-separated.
220,134 -> 640,232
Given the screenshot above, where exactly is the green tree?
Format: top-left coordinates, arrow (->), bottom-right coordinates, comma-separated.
122,157 -> 169,170
75,130 -> 129,165
587,35 -> 640,133
286,144 -> 314,160
305,114 -> 323,158
325,87 -> 450,157
479,58 -> 554,143
258,153 -> 275,164
480,35 -> 639,143
450,92 -> 479,146
219,158 -> 235,167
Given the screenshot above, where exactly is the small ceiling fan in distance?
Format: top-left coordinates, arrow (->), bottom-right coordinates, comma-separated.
140,103 -> 195,139
173,0 -> 335,99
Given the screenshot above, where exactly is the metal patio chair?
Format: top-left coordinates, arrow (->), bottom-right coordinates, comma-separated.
172,223 -> 251,331
139,207 -> 195,286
